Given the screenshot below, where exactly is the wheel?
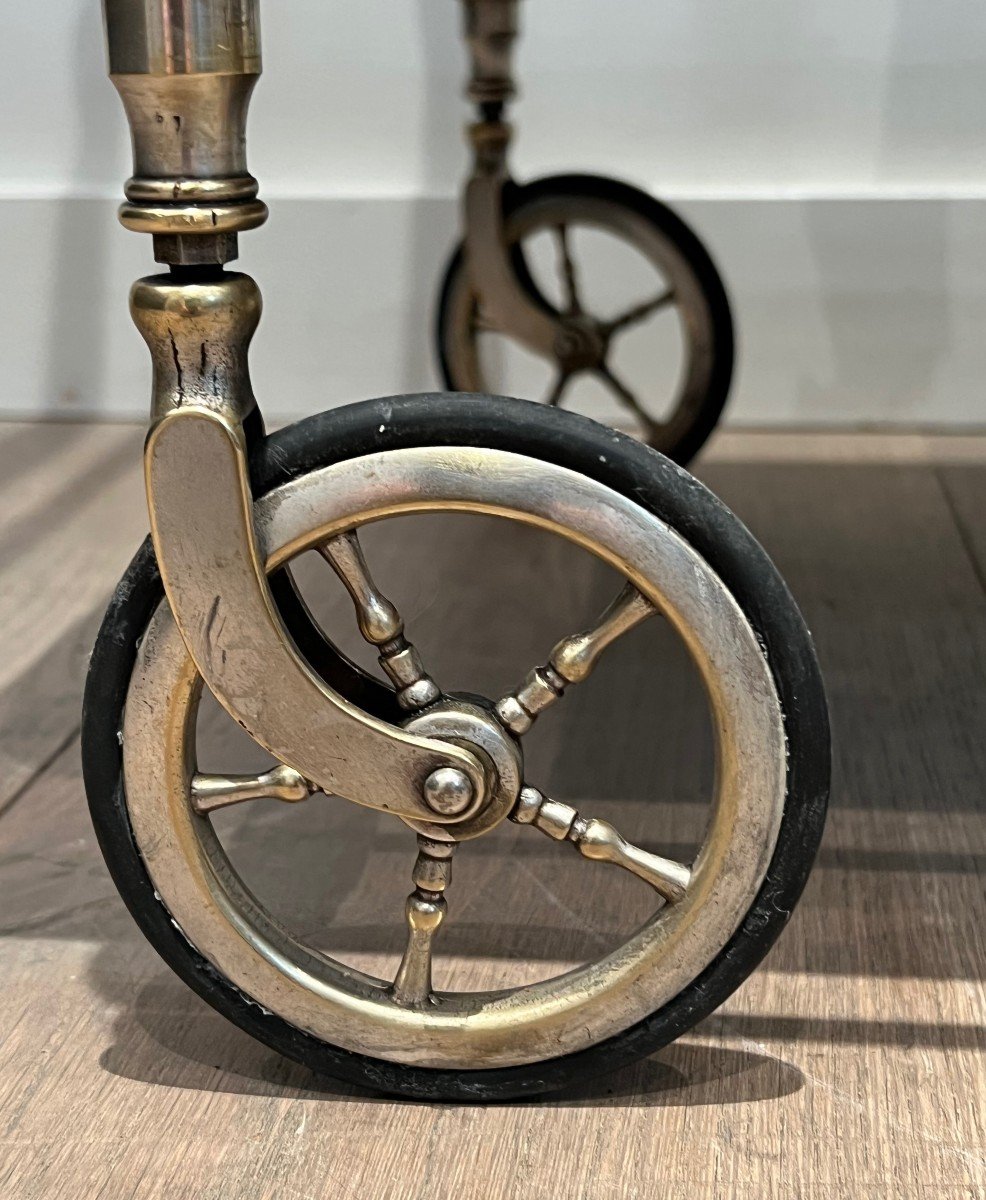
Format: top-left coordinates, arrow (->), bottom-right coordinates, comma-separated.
436,175 -> 735,465
82,394 -> 828,1102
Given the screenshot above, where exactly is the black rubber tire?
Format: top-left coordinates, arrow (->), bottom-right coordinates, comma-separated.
82,393 -> 828,1102
435,174 -> 736,467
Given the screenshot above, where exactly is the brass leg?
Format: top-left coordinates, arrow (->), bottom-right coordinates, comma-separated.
104,0 -> 267,267
102,0 -> 490,825
458,0 -> 603,367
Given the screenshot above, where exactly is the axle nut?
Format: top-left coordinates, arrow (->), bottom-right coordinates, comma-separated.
422,767 -> 475,816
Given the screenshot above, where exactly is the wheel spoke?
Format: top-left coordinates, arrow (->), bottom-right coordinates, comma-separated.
594,364 -> 653,428
544,369 -> 573,407
511,785 -> 690,903
191,764 -> 313,815
391,835 -> 455,1007
554,224 -> 583,316
602,288 -> 676,337
319,530 -> 440,711
495,581 -> 655,735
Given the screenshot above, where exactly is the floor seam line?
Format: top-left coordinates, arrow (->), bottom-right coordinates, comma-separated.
0,724 -> 82,819
934,466 -> 986,601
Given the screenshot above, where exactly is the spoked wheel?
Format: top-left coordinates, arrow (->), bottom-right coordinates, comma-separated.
83,395 -> 827,1102
437,175 -> 735,465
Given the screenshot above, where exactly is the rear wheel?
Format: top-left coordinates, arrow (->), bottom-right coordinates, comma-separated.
437,175 -> 735,465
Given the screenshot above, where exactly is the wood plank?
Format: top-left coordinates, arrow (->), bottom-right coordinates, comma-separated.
0,428 -> 983,1197
696,456 -> 986,818
704,428 -> 986,465
0,422 -> 146,808
1,741 -> 983,1197
938,463 -> 986,597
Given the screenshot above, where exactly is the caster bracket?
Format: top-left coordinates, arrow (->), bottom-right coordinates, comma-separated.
464,165 -> 561,360
144,405 -> 489,825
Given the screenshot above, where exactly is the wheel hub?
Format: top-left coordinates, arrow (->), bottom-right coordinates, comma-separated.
403,697 -> 523,841
553,317 -> 607,371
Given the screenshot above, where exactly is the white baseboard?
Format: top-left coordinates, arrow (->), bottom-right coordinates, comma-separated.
5,194 -> 986,427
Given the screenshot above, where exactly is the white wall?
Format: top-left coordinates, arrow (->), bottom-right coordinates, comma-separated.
3,0 -> 986,424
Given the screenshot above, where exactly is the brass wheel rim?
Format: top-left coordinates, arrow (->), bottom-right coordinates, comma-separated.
123,446 -> 785,1069
444,194 -> 719,451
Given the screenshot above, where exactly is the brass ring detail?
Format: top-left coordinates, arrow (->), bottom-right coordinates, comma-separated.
124,175 -> 260,205
118,199 -> 268,236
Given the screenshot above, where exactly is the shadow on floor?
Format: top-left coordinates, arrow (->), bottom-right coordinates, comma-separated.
96,970 -> 804,1109
4,455 -> 986,1104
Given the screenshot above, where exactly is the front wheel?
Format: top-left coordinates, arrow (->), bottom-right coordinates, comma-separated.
83,394 -> 827,1102
436,175 -> 735,465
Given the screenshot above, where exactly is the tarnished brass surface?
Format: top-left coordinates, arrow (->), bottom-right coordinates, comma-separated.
318,531 -> 442,711
421,768 -> 475,817
118,200 -> 268,237
391,837 -> 455,1008
496,582 -> 655,733
402,699 -> 523,842
123,446 -> 787,1069
104,0 -> 266,260
130,272 -> 261,423
451,0 -> 720,451
125,176 -> 261,204
145,409 -> 488,826
104,0 -> 261,76
109,70 -> 261,197
131,265 -> 488,831
549,584 -> 655,684
190,765 -> 313,815
319,531 -> 403,645
457,1 -> 642,373
511,786 -> 692,903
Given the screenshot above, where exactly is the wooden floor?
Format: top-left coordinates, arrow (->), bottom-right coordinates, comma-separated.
1,421 -> 984,1199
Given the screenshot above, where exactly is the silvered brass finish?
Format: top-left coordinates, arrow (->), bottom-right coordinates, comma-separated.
145,408 -> 488,826
444,187 -> 720,444
511,786 -> 691,904
550,583 -> 655,684
391,836 -> 455,1007
319,532 -> 441,711
104,0 -> 267,263
422,768 -> 475,817
128,234 -> 486,823
191,764 -> 313,815
403,698 -> 522,841
496,582 -> 655,734
101,0 -> 778,1077
384,646 -> 442,713
121,446 -> 787,1068
457,2 -> 656,373
458,0 -> 598,363
109,4 -> 502,843
458,1 -> 564,359
319,532 -> 403,644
